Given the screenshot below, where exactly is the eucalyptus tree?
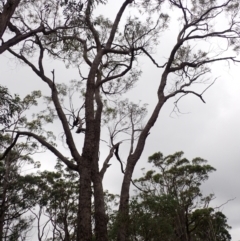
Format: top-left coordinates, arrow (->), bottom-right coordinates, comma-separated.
30,162 -> 119,241
32,161 -> 79,241
113,151 -> 231,241
2,0 -> 240,241
0,89 -> 47,241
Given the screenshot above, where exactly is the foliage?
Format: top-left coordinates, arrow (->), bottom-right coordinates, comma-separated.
0,88 -> 56,240
0,135 -> 39,240
34,161 -> 79,241
107,151 -> 231,241
0,85 -> 20,130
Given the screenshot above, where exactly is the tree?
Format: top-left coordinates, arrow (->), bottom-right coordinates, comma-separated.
0,88 -> 53,240
0,0 -> 78,54
107,151 -> 231,241
0,134 -> 38,241
2,0 -> 240,240
33,161 -> 79,241
0,85 -> 19,130
190,208 -> 231,241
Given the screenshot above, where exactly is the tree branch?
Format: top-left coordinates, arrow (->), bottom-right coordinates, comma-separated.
8,48 -> 82,165
0,0 -> 21,39
96,49 -> 134,87
105,0 -> 133,49
0,25 -> 44,54
0,132 -> 20,160
141,47 -> 167,68
85,0 -> 101,50
99,146 -> 115,179
169,56 -> 240,72
4,130 -> 78,171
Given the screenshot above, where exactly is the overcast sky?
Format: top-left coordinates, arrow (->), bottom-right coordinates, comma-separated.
1,1 -> 240,240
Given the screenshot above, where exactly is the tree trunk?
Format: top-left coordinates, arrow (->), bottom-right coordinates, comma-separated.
77,165 -> 92,241
64,215 -> 70,241
92,170 -> 108,241
0,212 -> 4,241
0,155 -> 11,241
117,161 -> 134,241
117,98 -> 166,241
0,181 -> 6,241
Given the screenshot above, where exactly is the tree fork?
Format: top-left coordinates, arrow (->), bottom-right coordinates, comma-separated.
117,98 -> 166,241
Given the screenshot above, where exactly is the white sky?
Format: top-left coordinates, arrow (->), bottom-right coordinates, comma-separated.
1,0 -> 240,240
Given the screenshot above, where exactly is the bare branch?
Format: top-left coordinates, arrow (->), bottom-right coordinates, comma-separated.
214,197 -> 236,210
170,56 -> 240,72
99,145 -> 115,179
178,90 -> 206,103
141,47 -> 167,68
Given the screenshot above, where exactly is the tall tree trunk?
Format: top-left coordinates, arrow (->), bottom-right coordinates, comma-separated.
77,165 -> 92,241
0,212 -> 4,241
91,116 -> 108,241
0,0 -> 21,39
76,53 -> 99,241
117,161 -> 134,241
0,179 -> 6,241
0,155 -> 11,241
78,44 -> 106,240
91,69 -> 108,241
92,170 -> 108,241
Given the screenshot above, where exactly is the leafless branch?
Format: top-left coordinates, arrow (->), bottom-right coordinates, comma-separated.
141,47 -> 167,68
170,57 -> 240,72
214,197 -> 236,210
